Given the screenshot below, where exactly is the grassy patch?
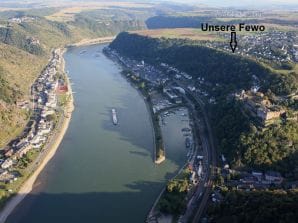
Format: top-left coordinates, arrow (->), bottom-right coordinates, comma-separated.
58,93 -> 70,107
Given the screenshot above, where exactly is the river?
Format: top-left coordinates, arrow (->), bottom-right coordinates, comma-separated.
6,44 -> 187,223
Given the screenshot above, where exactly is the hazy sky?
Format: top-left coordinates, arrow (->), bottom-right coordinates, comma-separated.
161,0 -> 298,7
173,0 -> 298,4
1,0 -> 298,9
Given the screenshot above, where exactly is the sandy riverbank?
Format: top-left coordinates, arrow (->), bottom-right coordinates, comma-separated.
68,36 -> 115,47
0,48 -> 74,223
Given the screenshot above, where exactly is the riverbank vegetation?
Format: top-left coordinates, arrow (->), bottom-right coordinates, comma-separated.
157,169 -> 190,216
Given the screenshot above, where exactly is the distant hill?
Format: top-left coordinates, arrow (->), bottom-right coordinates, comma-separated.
145,16 -> 212,29
145,15 -> 298,30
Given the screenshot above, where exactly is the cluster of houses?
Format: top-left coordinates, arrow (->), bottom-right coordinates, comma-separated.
161,63 -> 192,80
159,63 -> 215,105
211,31 -> 298,64
104,48 -> 169,85
234,90 -> 285,125
104,48 -> 184,113
239,31 -> 296,63
159,63 -> 216,99
235,170 -> 284,190
221,154 -> 284,190
8,16 -> 35,24
0,49 -> 66,183
213,10 -> 263,18
105,47 -> 219,111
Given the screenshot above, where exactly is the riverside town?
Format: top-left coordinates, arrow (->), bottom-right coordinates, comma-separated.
201,23 -> 266,32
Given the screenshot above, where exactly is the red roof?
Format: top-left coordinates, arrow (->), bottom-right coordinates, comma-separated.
57,85 -> 68,93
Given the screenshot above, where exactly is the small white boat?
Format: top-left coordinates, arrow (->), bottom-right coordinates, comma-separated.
111,109 -> 118,125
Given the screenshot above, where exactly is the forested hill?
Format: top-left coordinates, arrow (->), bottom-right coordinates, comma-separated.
208,189 -> 298,223
0,18 -> 68,56
110,32 -> 297,96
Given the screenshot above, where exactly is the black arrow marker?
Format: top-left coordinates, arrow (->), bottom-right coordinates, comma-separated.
230,31 -> 237,53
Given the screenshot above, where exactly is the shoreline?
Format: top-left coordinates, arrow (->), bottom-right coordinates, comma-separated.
0,48 -> 74,223
67,36 -> 115,47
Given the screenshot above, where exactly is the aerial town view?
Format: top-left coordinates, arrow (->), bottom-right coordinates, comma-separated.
0,0 -> 297,223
